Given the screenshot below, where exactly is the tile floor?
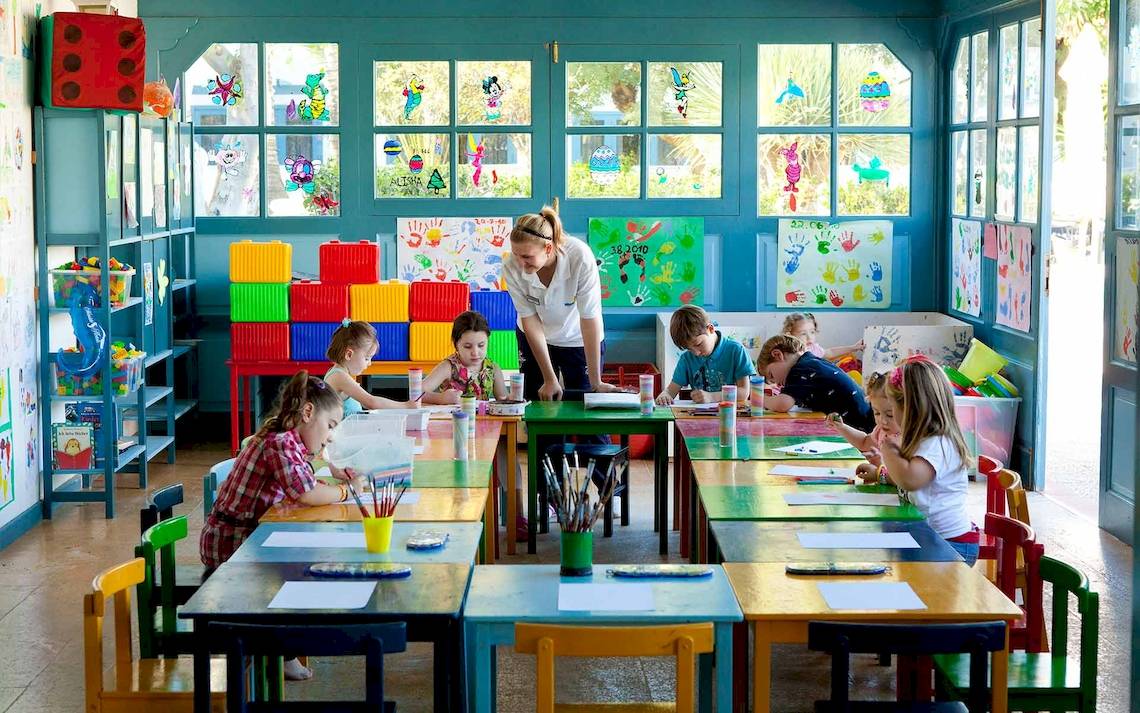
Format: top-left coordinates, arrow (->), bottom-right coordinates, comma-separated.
0,444 -> 1131,712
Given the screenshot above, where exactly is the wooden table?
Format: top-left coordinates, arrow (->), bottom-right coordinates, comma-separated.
723,561 -> 1023,713
523,402 -> 674,555
709,520 -> 960,563
463,564 -> 742,713
227,521 -> 483,565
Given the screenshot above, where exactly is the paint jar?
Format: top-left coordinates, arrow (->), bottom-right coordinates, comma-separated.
750,376 -> 766,417
639,374 -> 655,416
722,384 -> 738,405
461,397 -> 477,441
560,530 -> 593,577
510,373 -> 524,401
362,516 -> 394,553
718,401 -> 736,448
452,411 -> 469,461
408,368 -> 423,403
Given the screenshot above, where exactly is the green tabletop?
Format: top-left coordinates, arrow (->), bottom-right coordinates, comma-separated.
699,484 -> 923,522
524,401 -> 675,425
319,459 -> 493,488
683,435 -> 863,461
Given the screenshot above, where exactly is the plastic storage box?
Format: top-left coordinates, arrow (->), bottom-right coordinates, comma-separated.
336,412 -> 408,439
319,240 -> 381,284
230,283 -> 290,322
488,330 -> 520,370
470,289 -> 517,330
410,280 -> 470,322
229,240 -> 292,283
603,363 -> 662,394
351,280 -> 409,322
409,322 -> 453,362
50,269 -> 135,308
291,322 -> 340,362
53,353 -> 145,396
954,395 -> 1020,471
371,322 -> 410,361
290,280 -> 349,322
231,323 -> 290,361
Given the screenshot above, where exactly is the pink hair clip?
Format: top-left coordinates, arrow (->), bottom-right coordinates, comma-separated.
888,367 -> 904,389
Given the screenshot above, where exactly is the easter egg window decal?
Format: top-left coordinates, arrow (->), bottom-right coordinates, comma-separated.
859,71 -> 891,113
567,135 -> 641,198
837,44 -> 910,127
589,146 -> 620,186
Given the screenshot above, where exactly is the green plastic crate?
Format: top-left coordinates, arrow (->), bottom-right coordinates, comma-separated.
488,330 -> 519,370
230,283 -> 289,322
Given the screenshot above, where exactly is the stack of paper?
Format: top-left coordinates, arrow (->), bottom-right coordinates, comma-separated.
583,393 -> 641,410
796,532 -> 920,549
782,492 -> 901,506
268,581 -> 376,609
770,465 -> 858,480
771,440 -> 854,456
557,583 -> 655,611
817,582 -> 926,610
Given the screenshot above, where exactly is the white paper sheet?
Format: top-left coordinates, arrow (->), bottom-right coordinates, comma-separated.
796,532 -> 920,549
771,440 -> 854,456
395,492 -> 422,505
818,582 -> 926,610
770,465 -> 858,479
263,531 -> 366,549
789,406 -> 813,414
557,583 -> 655,611
782,493 -> 901,507
583,393 -> 642,409
413,445 -> 425,455
268,581 -> 377,609
671,399 -> 720,410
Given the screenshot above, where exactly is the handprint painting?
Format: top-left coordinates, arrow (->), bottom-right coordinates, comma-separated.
1115,237 -> 1139,363
587,217 -> 704,307
778,219 -> 892,309
862,325 -> 973,376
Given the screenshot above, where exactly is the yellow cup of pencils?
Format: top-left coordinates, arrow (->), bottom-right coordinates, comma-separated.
363,516 -> 394,553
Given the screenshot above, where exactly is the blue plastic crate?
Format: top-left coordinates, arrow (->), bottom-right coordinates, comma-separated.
371,322 -> 410,361
290,322 -> 340,362
470,289 -> 517,331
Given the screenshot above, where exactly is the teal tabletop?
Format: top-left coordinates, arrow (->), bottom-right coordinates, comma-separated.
699,484 -> 924,521
683,434 -> 864,461
709,520 -> 958,563
227,521 -> 484,564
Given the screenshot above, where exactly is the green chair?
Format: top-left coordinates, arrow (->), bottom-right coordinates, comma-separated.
135,515 -> 197,658
935,555 -> 1099,712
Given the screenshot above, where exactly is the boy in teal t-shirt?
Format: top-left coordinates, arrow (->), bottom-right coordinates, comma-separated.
655,306 -> 756,404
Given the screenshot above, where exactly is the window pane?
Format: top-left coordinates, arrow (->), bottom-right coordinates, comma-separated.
758,44 -> 831,127
265,43 -> 338,126
457,61 -> 531,125
998,24 -> 1019,120
1120,116 -> 1140,227
375,133 -> 450,199
970,129 -> 987,218
996,127 -> 1017,219
567,134 -> 641,198
758,133 -> 830,216
1124,0 -> 1140,104
194,134 -> 259,217
457,133 -> 531,197
647,62 -> 722,126
838,134 -> 910,215
566,62 -> 641,126
838,44 -> 911,127
952,131 -> 968,216
971,32 -> 989,121
185,43 -> 258,126
1021,19 -> 1042,117
648,134 -> 721,198
1018,126 -> 1039,220
266,134 -> 340,216
374,61 -> 449,126
952,37 -> 969,123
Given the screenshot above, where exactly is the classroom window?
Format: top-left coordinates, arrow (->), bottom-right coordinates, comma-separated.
566,134 -> 641,198
998,24 -> 1019,120
1123,0 -> 1140,105
757,133 -> 830,216
566,62 -> 641,126
193,133 -> 260,217
457,61 -> 532,125
375,133 -> 450,199
184,42 -> 259,127
648,134 -> 721,198
646,62 -> 723,126
265,43 -> 339,126
970,129 -> 987,218
951,131 -> 968,216
1021,18 -> 1042,117
1018,126 -> 1039,220
1118,116 -> 1140,228
996,126 -> 1017,219
457,133 -> 531,198
757,44 -> 831,127
952,37 -> 969,124
373,61 -> 450,126
971,32 -> 989,121
266,134 -> 340,216
837,44 -> 911,127
838,134 -> 910,215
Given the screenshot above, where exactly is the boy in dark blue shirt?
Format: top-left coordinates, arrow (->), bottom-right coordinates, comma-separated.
756,333 -> 875,431
656,305 -> 755,404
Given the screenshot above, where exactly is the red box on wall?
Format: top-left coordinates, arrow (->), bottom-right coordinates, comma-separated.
410,280 -> 470,322
231,323 -> 290,362
290,280 -> 349,322
319,240 -> 380,284
40,13 -> 146,112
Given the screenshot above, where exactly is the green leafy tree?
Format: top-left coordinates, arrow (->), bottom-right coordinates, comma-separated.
427,169 -> 447,195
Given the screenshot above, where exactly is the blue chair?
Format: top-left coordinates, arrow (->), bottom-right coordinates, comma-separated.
138,483 -> 209,610
209,621 -> 406,712
808,621 -> 1007,712
202,458 -> 237,519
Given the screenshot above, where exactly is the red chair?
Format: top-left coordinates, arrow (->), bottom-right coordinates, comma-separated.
984,512 -> 1046,652
976,456 -> 1004,579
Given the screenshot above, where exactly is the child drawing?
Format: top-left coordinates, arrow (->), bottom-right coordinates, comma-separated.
668,67 -> 696,119
482,76 -> 504,121
467,134 -> 486,187
779,142 -> 801,212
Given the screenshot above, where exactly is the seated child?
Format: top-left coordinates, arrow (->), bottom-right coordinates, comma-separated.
324,320 -> 417,414
782,312 -> 864,360
655,305 -> 755,405
827,372 -> 902,482
421,311 -> 509,404
879,356 -> 978,565
755,334 -> 875,431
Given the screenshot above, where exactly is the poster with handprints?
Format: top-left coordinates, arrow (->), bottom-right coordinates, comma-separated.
0,426 -> 12,511
587,217 -> 704,307
1115,237 -> 1139,363
950,218 -> 982,316
0,367 -> 9,431
995,224 -> 1032,332
396,217 -> 511,290
777,219 -> 892,309
862,325 -> 974,376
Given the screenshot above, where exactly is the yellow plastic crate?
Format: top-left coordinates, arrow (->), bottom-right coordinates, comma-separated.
229,240 -> 292,283
409,321 -> 453,362
350,279 -> 409,322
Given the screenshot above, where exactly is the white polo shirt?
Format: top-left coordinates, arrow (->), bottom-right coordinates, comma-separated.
503,235 -> 603,348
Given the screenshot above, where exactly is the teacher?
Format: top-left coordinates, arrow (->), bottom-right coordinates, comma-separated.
503,206 -> 621,401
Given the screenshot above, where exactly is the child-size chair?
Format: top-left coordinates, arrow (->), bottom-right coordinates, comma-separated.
983,513 -> 1046,653
514,622 -> 714,712
84,557 -> 226,712
139,483 -> 209,607
135,516 -> 197,657
202,458 -> 237,519
541,443 -> 631,537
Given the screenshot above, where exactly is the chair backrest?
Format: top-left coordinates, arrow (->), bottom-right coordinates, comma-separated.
135,515 -> 189,657
514,623 -> 714,713
997,469 -> 1030,526
984,513 -> 1045,652
140,482 -> 185,534
980,455 -> 1006,517
208,621 -> 407,713
808,621 -> 1007,712
85,558 -> 146,711
1040,556 -> 1099,708
202,458 -> 237,520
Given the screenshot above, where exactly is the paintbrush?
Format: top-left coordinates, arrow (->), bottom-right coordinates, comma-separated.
370,476 -> 379,518
346,481 -> 369,518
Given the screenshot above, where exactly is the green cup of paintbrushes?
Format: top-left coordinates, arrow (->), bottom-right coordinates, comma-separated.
544,454 -> 613,577
560,531 -> 593,577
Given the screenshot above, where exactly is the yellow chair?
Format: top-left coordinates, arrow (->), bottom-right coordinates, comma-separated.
999,468 -> 1031,525
84,557 -> 227,713
513,623 -> 715,713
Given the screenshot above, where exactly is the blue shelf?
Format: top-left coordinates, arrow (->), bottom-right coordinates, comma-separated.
145,349 -> 173,367
49,296 -> 142,314
145,435 -> 175,461
146,399 -> 196,422
172,343 -> 197,359
172,278 -> 196,292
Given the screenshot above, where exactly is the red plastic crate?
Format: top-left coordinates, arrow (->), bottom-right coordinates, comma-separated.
319,240 -> 380,284
602,363 -> 662,393
231,323 -> 290,362
410,280 -> 470,322
290,280 -> 349,322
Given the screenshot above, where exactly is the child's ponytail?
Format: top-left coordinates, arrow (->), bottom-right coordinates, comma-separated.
256,371 -> 342,438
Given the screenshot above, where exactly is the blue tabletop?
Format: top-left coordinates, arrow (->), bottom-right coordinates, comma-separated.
710,520 -> 961,563
228,521 -> 484,565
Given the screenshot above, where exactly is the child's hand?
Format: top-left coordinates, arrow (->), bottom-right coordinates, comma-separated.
854,338 -> 865,352
861,448 -> 882,467
329,464 -> 354,482
690,389 -> 710,404
538,380 -> 563,401
855,462 -> 880,483
655,391 -> 674,406
402,400 -> 421,409
349,474 -> 369,494
881,433 -> 902,456
825,412 -> 843,430
440,389 -> 462,405
593,381 -> 622,394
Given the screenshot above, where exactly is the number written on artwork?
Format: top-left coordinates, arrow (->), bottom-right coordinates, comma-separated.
610,244 -> 650,256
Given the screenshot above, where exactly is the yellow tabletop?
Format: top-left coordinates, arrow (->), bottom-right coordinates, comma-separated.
416,419 -> 503,461
691,459 -> 859,487
723,561 -> 1023,713
260,487 -> 488,523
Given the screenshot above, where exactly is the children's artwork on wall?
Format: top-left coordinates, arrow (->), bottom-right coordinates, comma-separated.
426,169 -> 446,194
982,222 -> 998,259
284,154 -> 318,193
156,259 -> 169,306
142,262 -> 153,326
587,217 -> 704,307
466,134 -> 490,187
207,72 -> 243,107
667,66 -> 696,119
774,75 -> 805,104
777,219 -> 893,309
951,218 -> 982,317
1115,236 -> 1139,363
403,74 -> 424,120
852,157 -> 889,185
312,192 -> 339,214
286,72 -> 331,123
859,71 -> 891,112
0,368 -> 10,431
779,142 -> 802,212
995,224 -> 1032,332
481,75 -> 504,121
210,141 -> 247,177
589,146 -> 620,186
0,427 -> 12,511
862,325 -> 973,376
397,217 -> 511,290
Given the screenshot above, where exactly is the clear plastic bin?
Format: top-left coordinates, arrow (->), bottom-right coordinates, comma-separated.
325,433 -> 415,485
53,353 -> 145,396
334,413 -> 408,439
50,269 -> 135,308
954,395 -> 1020,472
